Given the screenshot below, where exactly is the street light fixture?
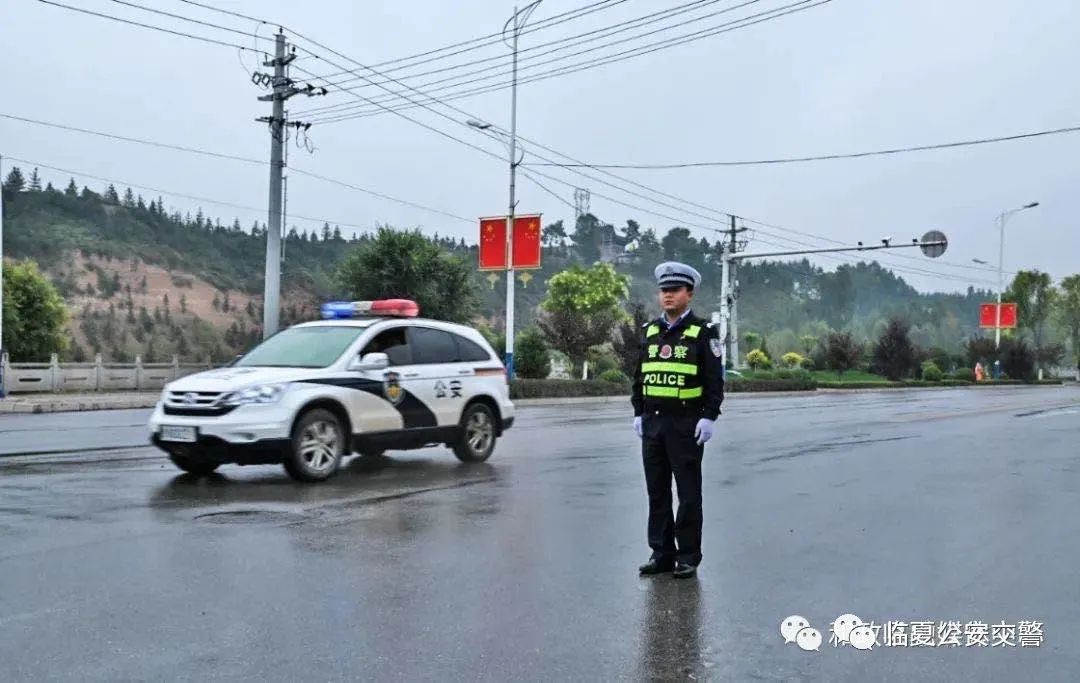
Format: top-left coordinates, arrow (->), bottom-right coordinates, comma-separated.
994,201 -> 1039,349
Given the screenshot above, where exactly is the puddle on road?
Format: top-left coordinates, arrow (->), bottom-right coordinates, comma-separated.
1014,405 -> 1080,419
193,509 -> 308,525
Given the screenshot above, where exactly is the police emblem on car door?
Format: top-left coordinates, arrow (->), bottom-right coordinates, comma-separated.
383,371 -> 405,405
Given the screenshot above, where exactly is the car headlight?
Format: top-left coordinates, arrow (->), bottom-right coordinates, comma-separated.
221,383 -> 287,407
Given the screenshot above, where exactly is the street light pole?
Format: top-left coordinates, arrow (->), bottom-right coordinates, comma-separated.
994,202 -> 1039,349
500,1 -> 540,379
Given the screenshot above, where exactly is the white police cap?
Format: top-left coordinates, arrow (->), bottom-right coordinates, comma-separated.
655,261 -> 701,289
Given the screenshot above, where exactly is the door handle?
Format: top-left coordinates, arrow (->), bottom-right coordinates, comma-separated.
403,373 -> 420,378
458,369 -> 473,375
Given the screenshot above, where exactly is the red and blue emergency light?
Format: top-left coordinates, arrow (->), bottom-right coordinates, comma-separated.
321,299 -> 420,319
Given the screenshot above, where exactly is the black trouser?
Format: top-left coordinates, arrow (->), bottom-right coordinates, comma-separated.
641,409 -> 704,566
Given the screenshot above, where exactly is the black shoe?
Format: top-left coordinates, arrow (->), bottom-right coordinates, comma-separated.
639,558 -> 674,575
672,562 -> 697,579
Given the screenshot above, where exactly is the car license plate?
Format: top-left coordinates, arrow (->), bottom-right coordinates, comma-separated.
160,425 -> 197,443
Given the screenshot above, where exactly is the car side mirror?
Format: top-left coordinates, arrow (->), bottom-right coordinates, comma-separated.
350,351 -> 389,371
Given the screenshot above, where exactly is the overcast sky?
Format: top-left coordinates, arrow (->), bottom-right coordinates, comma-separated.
3,0 -> 1078,294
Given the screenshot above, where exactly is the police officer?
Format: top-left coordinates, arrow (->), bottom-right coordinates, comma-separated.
632,261 -> 724,579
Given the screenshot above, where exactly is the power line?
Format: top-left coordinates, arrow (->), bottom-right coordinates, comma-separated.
315,0 -> 631,80
4,155 -> 374,233
287,168 -> 472,223
102,0 -> 273,42
35,0 -> 256,51
41,0 -> 996,286
525,124 -> 1080,168
0,113 -> 473,223
180,0 -> 627,77
306,0 -> 829,123
0,113 -> 264,165
279,13 -> 1000,285
301,0 -> 750,109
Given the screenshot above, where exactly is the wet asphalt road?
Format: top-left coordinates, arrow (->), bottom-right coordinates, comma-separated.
1,386 -> 1079,681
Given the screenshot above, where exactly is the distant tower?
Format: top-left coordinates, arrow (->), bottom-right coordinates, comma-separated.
573,188 -> 590,222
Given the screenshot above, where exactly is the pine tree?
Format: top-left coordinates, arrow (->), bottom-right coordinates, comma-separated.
222,291 -> 231,312
28,168 -> 42,192
105,184 -> 119,203
195,209 -> 204,230
45,181 -> 55,193
232,218 -> 242,232
154,307 -> 163,324
322,222 -> 332,241
64,178 -> 78,196
180,293 -> 188,313
332,225 -> 343,241
137,195 -> 146,210
3,166 -> 26,192
123,188 -> 135,207
140,276 -> 148,293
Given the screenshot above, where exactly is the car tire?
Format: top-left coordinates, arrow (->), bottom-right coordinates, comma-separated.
168,452 -> 219,476
284,409 -> 345,482
452,402 -> 497,463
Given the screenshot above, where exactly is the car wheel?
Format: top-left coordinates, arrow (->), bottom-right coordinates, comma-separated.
452,403 -> 497,463
284,409 -> 345,482
168,452 -> 219,476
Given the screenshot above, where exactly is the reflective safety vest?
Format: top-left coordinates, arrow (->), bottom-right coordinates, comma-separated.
640,320 -> 704,401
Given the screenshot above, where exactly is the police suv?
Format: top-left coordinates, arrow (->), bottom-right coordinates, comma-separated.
148,299 -> 514,482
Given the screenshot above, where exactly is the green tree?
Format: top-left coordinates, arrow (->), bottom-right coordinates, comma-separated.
746,349 -> 770,370
1005,270 -> 1057,371
515,327 -> 551,379
871,317 -> 917,381
28,168 -> 42,192
180,293 -> 188,314
1057,275 -> 1080,373
64,178 -> 78,196
336,227 -> 477,323
3,166 -> 26,192
612,299 -> 650,377
824,331 -> 861,380
537,262 -> 630,375
1,259 -> 70,361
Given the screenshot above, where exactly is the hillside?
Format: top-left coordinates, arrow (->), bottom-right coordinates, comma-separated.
2,165 -> 1003,365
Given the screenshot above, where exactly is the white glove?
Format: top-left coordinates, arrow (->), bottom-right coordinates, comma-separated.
694,418 -> 715,445
634,416 -> 643,438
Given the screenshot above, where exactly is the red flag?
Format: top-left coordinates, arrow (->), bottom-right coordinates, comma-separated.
512,214 -> 542,269
979,303 -> 1018,328
478,217 -> 507,270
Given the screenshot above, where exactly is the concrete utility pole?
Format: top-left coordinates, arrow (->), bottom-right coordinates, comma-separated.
259,31 -> 290,339
719,233 -> 949,368
726,215 -> 747,368
256,29 -> 325,339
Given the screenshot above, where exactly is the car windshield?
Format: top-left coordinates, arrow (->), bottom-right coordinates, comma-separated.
234,326 -> 364,368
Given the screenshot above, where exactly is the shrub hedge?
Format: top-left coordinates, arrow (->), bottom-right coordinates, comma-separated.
726,378 -> 817,392
509,379 -> 629,399
508,376 -> 1062,399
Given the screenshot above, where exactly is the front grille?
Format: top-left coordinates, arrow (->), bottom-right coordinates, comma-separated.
164,391 -> 235,416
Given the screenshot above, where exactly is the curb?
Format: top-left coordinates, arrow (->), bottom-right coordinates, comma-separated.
1,382 -> 1074,414
0,395 -> 159,414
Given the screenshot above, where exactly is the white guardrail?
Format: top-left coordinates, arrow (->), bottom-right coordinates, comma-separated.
0,353 -> 218,395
